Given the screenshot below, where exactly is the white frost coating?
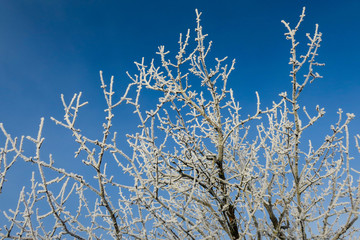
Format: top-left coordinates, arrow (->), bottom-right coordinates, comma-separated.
0,7 -> 359,240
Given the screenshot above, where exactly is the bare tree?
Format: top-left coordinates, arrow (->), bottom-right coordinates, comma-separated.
1,7 -> 359,239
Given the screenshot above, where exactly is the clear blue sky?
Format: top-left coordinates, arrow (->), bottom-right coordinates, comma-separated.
0,0 -> 359,207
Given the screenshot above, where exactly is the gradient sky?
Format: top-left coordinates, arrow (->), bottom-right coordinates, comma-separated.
1,0 -> 360,211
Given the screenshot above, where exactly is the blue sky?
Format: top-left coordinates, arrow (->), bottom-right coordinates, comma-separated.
0,0 -> 360,209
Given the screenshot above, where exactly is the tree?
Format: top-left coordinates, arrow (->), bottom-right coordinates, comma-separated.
1,7 -> 359,239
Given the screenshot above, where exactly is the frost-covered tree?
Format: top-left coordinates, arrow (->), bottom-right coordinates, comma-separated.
1,7 -> 360,240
